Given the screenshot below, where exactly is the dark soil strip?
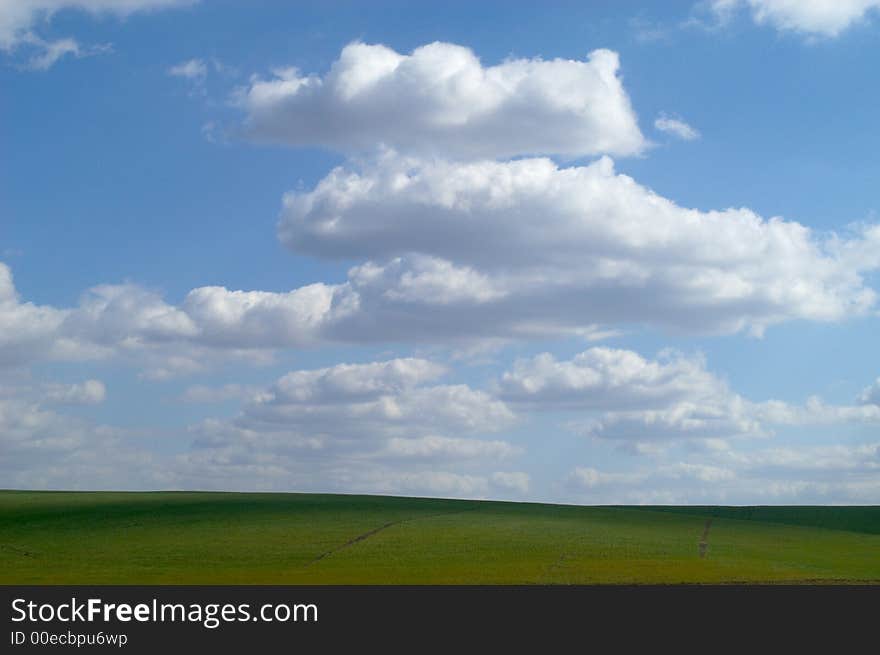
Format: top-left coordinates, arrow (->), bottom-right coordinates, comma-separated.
698,518 -> 712,559
305,509 -> 475,567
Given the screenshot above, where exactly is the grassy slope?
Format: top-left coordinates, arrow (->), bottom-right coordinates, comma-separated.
1,491 -> 878,584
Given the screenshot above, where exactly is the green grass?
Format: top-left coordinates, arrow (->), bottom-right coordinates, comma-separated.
1,490 -> 878,584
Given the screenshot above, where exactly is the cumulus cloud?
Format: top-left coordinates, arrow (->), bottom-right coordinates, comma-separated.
564,441 -> 880,504
0,0 -> 196,68
4,166 -> 880,370
3,151 -> 879,373
1,358 -> 521,497
654,113 -> 700,140
279,154 -> 880,337
498,347 -> 722,410
237,41 -> 646,159
502,347 -> 880,447
707,0 -> 880,37
233,358 -> 513,440
0,265 -> 346,376
172,358 -> 520,497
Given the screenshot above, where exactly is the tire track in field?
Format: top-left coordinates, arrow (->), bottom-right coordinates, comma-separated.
698,518 -> 712,559
304,509 -> 476,567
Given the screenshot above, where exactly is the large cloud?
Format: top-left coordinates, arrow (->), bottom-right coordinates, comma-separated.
237,42 -> 646,159
280,154 -> 880,336
4,186 -> 879,375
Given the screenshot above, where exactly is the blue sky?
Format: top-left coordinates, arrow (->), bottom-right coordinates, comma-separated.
2,0 -> 880,503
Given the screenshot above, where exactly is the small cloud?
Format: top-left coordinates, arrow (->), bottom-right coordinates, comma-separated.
17,33 -> 111,71
688,0 -> 880,40
169,58 -> 207,81
682,0 -> 741,32
201,120 -> 229,144
44,380 -> 106,405
858,378 -> 880,406
630,16 -> 672,43
654,113 -> 701,141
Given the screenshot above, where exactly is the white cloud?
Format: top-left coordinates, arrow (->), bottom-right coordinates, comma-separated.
0,392 -> 165,490
3,183 -> 879,371
567,466 -> 644,490
502,347 -> 880,447
384,436 -> 521,460
858,378 -> 880,406
43,379 -> 106,405
191,358 -> 514,455
280,153 -> 880,337
0,263 -> 69,367
237,41 -> 646,159
708,0 -> 880,37
756,395 -> 880,424
0,0 -> 196,68
564,440 -> 880,504
490,471 -> 530,494
654,113 -> 700,140
169,358 -> 519,497
0,266 -> 345,376
237,366 -> 513,440
20,34 -> 80,70
383,471 -> 490,498
3,149 -> 879,373
576,398 -> 765,444
498,348 -> 722,410
179,383 -> 264,404
168,57 -> 207,81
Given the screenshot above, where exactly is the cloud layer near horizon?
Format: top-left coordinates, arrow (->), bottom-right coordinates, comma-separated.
4,347 -> 879,502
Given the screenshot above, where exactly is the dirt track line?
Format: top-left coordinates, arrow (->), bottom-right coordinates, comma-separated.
698,518 -> 712,559
305,509 -> 475,567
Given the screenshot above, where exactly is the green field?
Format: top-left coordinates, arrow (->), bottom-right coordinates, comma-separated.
1,491 -> 878,584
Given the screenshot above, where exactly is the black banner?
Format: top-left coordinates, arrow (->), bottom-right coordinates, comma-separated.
2,585 -> 876,651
